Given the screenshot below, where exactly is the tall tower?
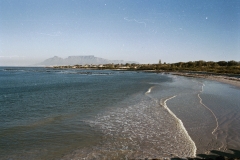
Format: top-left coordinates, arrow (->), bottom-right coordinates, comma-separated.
159,59 -> 162,64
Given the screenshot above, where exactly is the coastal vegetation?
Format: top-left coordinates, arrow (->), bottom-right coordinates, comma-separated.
52,60 -> 240,74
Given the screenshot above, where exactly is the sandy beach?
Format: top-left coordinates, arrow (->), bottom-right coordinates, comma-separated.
167,72 -> 240,160
171,72 -> 240,88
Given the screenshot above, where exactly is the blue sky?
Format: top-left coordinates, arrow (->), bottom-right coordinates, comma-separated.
0,0 -> 239,65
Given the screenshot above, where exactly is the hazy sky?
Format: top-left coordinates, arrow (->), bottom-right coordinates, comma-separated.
0,0 -> 239,66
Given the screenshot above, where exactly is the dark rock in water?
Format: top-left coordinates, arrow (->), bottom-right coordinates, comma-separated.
215,156 -> 225,160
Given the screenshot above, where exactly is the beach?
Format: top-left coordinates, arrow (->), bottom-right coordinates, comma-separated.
1,67 -> 240,159
164,72 -> 240,159
171,72 -> 240,88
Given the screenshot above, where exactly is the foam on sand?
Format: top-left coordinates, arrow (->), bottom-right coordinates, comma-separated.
198,83 -> 219,138
160,96 -> 197,157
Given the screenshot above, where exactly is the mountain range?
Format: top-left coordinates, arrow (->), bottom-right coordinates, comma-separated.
37,55 -> 138,66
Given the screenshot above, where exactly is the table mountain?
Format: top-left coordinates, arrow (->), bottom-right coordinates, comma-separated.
37,55 -> 137,66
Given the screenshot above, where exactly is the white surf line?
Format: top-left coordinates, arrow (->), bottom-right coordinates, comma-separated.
198,82 -> 219,138
145,86 -> 154,94
160,96 -> 197,157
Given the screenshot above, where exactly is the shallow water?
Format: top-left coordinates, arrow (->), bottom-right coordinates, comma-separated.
0,67 -> 239,159
200,80 -> 240,151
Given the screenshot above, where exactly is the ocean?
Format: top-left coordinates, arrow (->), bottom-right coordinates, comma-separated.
0,67 -> 239,159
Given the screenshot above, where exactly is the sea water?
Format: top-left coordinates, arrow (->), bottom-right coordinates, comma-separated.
0,67 -> 239,159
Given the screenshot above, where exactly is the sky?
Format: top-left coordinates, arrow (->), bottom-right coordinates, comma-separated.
0,0 -> 239,66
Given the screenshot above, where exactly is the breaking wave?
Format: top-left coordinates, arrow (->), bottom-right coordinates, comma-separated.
63,88 -> 197,159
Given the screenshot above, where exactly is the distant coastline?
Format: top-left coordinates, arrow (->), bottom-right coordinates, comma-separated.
50,60 -> 240,74
50,60 -> 240,88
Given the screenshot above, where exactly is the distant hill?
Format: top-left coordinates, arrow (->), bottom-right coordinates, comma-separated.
37,55 -> 138,66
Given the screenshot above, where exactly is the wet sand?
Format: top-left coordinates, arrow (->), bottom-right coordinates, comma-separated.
170,72 -> 240,159
171,72 -> 240,88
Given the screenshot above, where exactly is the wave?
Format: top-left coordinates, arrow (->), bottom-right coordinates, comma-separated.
145,83 -> 196,157
3,68 -> 26,72
197,82 -> 228,151
198,82 -> 219,138
145,86 -> 154,94
92,73 -> 113,76
160,96 -> 197,157
77,90 -> 198,159
55,71 -> 114,76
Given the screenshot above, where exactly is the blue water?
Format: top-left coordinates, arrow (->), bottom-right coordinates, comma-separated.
0,67 -> 239,159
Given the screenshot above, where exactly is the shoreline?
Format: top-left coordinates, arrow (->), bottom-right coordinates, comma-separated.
170,72 -> 240,88
44,65 -> 240,88
169,72 -> 240,159
1,67 -> 240,160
